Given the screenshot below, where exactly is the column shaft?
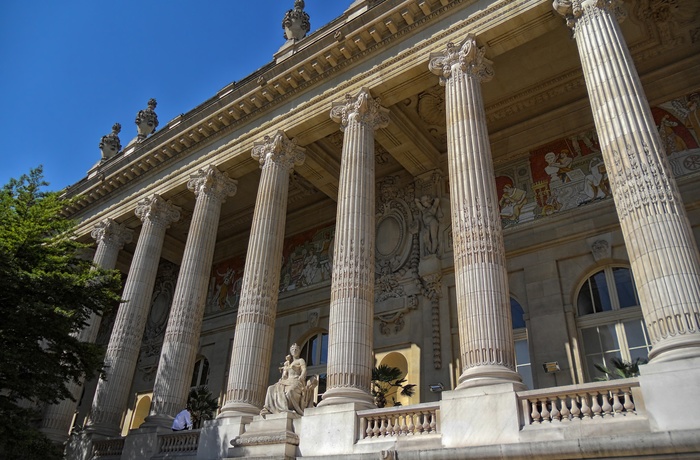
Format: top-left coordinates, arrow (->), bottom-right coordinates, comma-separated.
429,37 -> 522,389
40,220 -> 132,442
87,195 -> 180,436
220,132 -> 304,416
147,167 -> 236,424
319,88 -> 389,407
555,0 -> 700,361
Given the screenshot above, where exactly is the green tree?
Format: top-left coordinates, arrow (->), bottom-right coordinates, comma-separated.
371,364 -> 416,408
0,167 -> 122,458
188,386 -> 219,429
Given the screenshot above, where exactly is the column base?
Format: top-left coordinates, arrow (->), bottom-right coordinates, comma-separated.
84,422 -> 121,438
140,413 -> 174,430
456,364 -> 526,391
218,401 -> 262,418
647,334 -> 700,363
317,386 -> 375,409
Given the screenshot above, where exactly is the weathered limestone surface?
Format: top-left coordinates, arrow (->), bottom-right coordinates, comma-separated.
554,0 -> 700,362
319,88 -> 389,408
87,195 -> 180,436
146,166 -> 237,426
40,219 -> 132,442
220,131 -> 305,416
429,36 -> 523,389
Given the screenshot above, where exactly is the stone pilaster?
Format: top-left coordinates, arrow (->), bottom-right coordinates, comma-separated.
87,195 -> 180,436
219,131 -> 305,416
429,36 -> 523,389
40,219 -> 132,443
146,166 -> 237,426
554,0 -> 700,362
318,88 -> 389,408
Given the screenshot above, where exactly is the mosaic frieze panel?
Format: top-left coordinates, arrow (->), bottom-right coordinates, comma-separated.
495,89 -> 700,228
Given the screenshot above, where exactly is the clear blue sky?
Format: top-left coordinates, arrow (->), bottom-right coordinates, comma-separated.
0,1 -> 349,191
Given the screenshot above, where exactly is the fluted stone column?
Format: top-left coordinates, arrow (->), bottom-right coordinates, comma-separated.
554,0 -> 700,362
145,166 -> 237,426
86,195 -> 180,436
219,132 -> 305,416
429,36 -> 523,389
40,219 -> 132,442
318,88 -> 389,408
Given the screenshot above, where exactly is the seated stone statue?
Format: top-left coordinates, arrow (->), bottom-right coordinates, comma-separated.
260,343 -> 318,416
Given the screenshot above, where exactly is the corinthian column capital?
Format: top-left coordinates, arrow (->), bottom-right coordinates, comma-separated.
330,88 -> 389,132
429,35 -> 494,85
91,218 -> 133,249
135,194 -> 181,228
553,0 -> 626,29
251,131 -> 306,171
187,165 -> 238,202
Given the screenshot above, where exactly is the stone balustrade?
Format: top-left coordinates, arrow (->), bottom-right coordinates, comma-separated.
158,430 -> 201,454
92,437 -> 125,459
518,379 -> 641,426
357,403 -> 440,440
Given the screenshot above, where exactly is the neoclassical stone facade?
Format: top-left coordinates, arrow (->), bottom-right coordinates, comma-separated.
46,1 -> 700,458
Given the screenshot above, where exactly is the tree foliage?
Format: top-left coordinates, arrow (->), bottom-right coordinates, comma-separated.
594,357 -> 647,380
371,364 -> 416,408
0,167 -> 122,457
188,386 -> 219,429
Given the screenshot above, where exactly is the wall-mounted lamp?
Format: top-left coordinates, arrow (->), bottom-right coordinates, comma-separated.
429,383 -> 444,393
542,361 -> 561,373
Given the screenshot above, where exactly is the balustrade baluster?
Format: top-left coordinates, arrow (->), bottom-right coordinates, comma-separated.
550,397 -> 561,422
399,414 -> 408,435
612,392 -> 624,414
407,413 -> 415,435
372,417 -> 381,438
560,397 -> 571,422
570,395 -> 582,420
429,412 -> 437,433
380,418 -> 388,437
591,392 -> 602,418
540,398 -> 551,422
623,390 -> 635,413
530,399 -> 541,424
423,412 -> 432,433
601,391 -> 613,416
580,393 -> 592,419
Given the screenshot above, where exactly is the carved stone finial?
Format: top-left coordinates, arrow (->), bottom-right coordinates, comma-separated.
282,0 -> 311,41
99,123 -> 122,160
135,98 -> 159,142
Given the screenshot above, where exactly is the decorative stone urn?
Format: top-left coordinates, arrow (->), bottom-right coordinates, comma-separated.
135,98 -> 159,142
99,123 -> 122,160
282,0 -> 310,41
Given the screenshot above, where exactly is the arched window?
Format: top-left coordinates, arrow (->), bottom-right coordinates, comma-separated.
191,356 -> 210,388
576,266 -> 650,381
300,331 -> 328,404
511,298 -> 533,389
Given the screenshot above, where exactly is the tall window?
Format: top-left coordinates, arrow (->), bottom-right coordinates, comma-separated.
511,298 -> 533,389
191,357 -> 210,388
300,331 -> 328,404
576,266 -> 650,380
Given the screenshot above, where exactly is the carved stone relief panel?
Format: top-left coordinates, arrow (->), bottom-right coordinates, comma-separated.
138,260 -> 179,382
